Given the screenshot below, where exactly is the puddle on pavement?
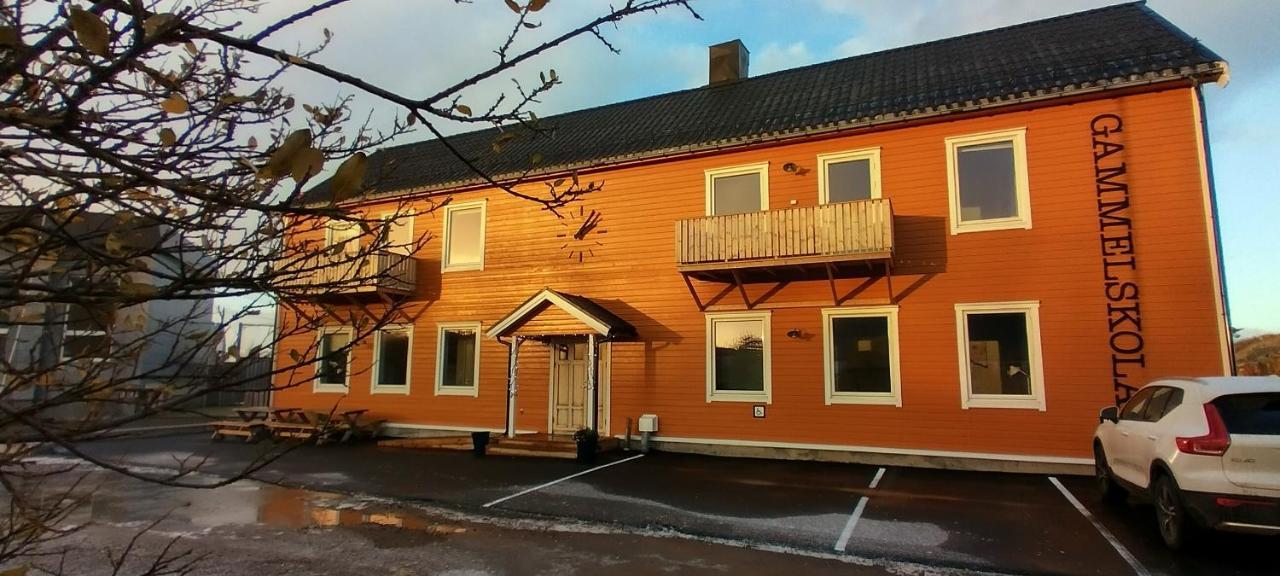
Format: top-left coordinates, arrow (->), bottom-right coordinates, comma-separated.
77,474 -> 468,543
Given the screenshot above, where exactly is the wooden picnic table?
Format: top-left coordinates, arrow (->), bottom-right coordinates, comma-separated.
307,409 -> 381,444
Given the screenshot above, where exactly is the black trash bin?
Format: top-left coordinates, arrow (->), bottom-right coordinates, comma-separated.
471,431 -> 490,456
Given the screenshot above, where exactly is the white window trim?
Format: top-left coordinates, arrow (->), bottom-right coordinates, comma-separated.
435,321 -> 481,397
945,128 -> 1031,234
313,325 -> 353,393
822,305 -> 901,406
705,311 -> 772,404
954,301 -> 1046,411
371,324 -> 413,395
817,148 -> 882,204
441,200 -> 486,272
59,305 -> 110,362
704,162 -> 770,216
379,210 -> 416,256
324,218 -> 360,255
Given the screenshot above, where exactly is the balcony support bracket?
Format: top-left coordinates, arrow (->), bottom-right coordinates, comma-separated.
730,270 -> 751,309
681,273 -> 707,312
825,262 -> 839,306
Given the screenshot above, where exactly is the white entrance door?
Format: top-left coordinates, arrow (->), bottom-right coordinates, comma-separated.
551,340 -> 589,434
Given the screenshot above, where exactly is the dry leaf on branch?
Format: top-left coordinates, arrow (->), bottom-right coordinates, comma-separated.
69,7 -> 110,57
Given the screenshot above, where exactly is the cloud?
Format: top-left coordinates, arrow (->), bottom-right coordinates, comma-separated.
752,41 -> 816,75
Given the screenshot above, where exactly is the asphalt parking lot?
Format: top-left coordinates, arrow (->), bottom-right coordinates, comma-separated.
65,435 -> 1275,575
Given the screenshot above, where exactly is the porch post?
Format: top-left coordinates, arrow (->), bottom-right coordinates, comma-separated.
586,333 -> 598,431
506,336 -> 522,439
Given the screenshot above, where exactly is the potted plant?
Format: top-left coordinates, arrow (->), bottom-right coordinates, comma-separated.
471,431 -> 490,456
573,427 -> 598,464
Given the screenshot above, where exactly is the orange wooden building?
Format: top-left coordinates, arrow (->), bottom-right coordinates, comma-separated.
273,3 -> 1232,470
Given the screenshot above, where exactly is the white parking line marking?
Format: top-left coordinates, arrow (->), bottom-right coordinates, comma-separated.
833,467 -> 886,552
834,496 -> 869,552
482,454 -> 645,508
1048,477 -> 1150,576
868,467 -> 886,489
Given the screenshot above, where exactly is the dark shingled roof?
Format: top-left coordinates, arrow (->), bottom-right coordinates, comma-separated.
306,1 -> 1224,204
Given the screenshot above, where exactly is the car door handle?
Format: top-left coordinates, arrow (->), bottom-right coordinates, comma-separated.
1119,430 -> 1130,437
1146,435 -> 1158,441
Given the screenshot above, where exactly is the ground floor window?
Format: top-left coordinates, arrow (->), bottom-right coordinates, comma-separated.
954,301 -> 1045,410
823,306 -> 901,406
436,322 -> 480,396
372,325 -> 412,393
314,327 -> 351,392
705,312 -> 771,403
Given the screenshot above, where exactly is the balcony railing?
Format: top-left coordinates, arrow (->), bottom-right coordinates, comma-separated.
280,250 -> 415,297
675,198 -> 893,272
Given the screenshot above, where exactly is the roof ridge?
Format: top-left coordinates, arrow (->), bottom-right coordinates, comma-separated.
366,2 -> 1152,159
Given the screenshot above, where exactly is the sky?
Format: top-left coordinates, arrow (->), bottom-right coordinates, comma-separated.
231,0 -> 1280,337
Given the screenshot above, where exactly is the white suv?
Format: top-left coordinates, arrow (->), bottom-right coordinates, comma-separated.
1093,376 -> 1280,549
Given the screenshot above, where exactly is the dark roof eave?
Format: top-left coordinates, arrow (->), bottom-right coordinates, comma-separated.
320,62 -> 1226,209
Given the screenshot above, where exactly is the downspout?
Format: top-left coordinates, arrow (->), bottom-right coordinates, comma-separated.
1193,86 -> 1236,375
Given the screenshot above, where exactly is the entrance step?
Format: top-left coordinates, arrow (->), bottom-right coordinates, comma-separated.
378,433 -> 619,458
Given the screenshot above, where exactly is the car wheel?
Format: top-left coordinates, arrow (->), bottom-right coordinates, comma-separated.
1152,473 -> 1194,550
1094,444 -> 1126,505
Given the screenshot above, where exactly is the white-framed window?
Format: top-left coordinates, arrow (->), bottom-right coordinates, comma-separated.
954,301 -> 1045,410
945,128 -> 1031,234
435,322 -> 480,396
705,311 -> 771,403
379,210 -> 415,255
705,163 -> 769,216
314,326 -> 352,393
441,200 -> 486,272
822,306 -> 901,406
325,218 -> 360,256
60,303 -> 113,362
818,148 -> 881,204
371,324 -> 412,394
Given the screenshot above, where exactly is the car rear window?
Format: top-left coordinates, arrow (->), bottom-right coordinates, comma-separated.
1213,393 -> 1280,436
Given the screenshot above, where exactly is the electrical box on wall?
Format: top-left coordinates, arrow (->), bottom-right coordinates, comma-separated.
638,414 -> 659,432
752,405 -> 766,418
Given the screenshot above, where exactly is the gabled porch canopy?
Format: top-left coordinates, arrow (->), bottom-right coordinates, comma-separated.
488,289 -> 634,438
485,288 -> 636,340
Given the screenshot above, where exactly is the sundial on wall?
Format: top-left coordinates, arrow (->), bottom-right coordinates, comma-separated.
556,205 -> 606,263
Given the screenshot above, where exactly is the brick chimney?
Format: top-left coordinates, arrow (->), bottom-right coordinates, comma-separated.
708,39 -> 749,85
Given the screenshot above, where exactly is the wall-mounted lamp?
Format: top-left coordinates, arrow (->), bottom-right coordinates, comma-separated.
782,162 -> 799,173
786,328 -> 804,339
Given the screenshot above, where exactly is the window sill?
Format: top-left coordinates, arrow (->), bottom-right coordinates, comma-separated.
371,385 -> 410,395
950,217 -> 1032,235
435,386 -> 478,397
707,391 -> 770,404
441,263 -> 484,273
313,384 -> 349,394
963,395 -> 1045,411
827,393 -> 900,406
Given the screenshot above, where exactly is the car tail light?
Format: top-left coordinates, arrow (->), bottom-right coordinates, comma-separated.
1215,497 -> 1277,508
1176,403 -> 1231,456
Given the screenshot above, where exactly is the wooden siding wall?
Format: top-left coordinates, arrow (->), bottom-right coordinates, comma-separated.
273,87 -> 1226,459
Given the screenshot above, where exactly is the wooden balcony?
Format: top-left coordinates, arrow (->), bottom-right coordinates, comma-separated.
675,198 -> 894,279
280,250 -> 416,298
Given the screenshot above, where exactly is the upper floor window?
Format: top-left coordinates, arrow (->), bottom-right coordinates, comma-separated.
314,326 -> 351,392
705,163 -> 768,216
442,201 -> 485,272
818,148 -> 881,204
945,129 -> 1031,234
954,301 -> 1045,410
325,218 -> 360,256
380,211 -> 415,256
